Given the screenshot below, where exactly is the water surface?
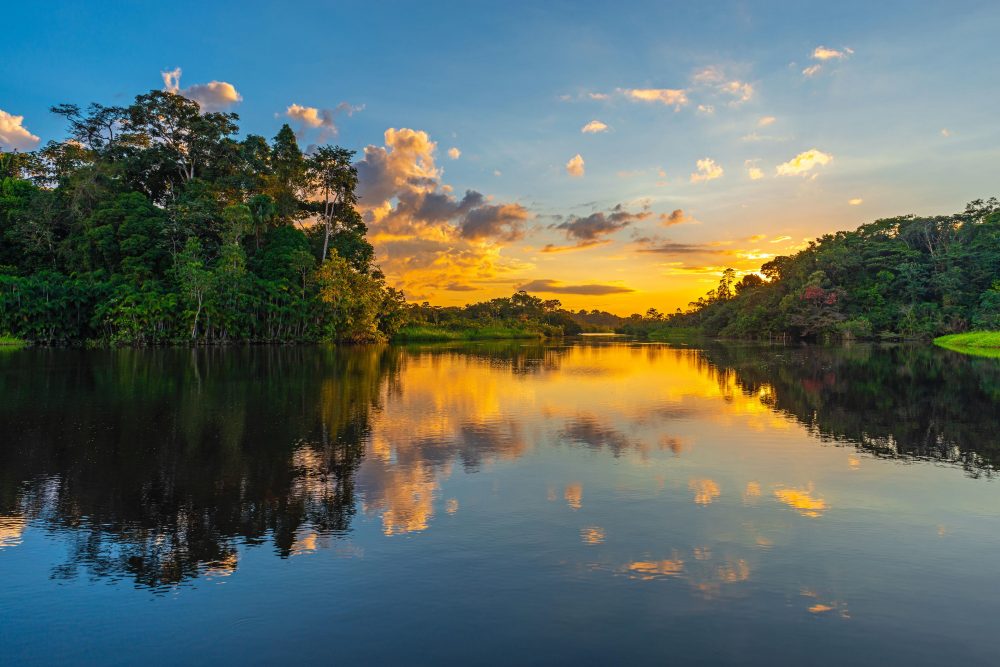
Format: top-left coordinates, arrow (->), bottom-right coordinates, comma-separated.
2,341 -> 999,665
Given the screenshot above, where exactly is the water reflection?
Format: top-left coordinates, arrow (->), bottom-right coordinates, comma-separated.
697,342 -> 1000,473
0,340 -> 998,595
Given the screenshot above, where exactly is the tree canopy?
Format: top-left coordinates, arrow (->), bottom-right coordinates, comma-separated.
0,88 -> 404,343
657,199 -> 1000,340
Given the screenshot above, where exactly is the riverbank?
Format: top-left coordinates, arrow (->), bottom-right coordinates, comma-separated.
0,336 -> 26,348
391,325 -> 546,342
934,332 -> 1000,358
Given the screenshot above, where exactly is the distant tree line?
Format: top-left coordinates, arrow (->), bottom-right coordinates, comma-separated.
651,199 -> 1000,340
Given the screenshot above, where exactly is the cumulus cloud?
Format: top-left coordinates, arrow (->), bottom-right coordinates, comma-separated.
460,203 -> 529,241
355,127 -> 532,298
775,149 -> 833,176
758,115 -> 776,127
940,128 -> 951,137
161,68 -> 242,111
447,147 -> 461,159
660,209 -> 694,226
518,279 -> 634,295
690,158 -> 723,183
555,203 -> 650,243
566,153 -> 585,177
697,104 -> 715,114
286,102 -> 363,141
802,64 -> 822,77
581,120 -> 609,134
848,198 -> 863,206
0,109 -> 40,149
621,88 -> 689,109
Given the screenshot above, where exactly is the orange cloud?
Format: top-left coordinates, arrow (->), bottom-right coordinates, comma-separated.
566,153 -> 585,177
775,149 -> 832,176
356,128 -> 531,300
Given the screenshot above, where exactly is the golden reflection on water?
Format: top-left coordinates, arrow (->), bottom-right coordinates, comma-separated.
343,344 -> 828,540
773,485 -> 828,518
689,478 -> 721,505
564,482 -> 583,510
0,515 -> 26,549
624,559 -> 685,580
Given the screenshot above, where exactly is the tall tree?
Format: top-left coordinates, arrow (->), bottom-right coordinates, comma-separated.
306,146 -> 358,262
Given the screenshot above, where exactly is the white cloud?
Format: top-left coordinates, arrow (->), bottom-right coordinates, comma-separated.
691,66 -> 754,106
0,109 -> 40,150
720,80 -> 754,104
941,128 -> 951,137
803,46 -> 852,78
566,153 -> 585,177
848,198 -> 863,206
690,158 -> 723,183
697,104 -> 715,114
813,46 -> 852,61
581,120 -> 609,134
692,66 -> 725,84
775,149 -> 833,176
745,160 -> 764,180
162,68 -> 242,111
621,88 -> 689,110
447,147 -> 461,159
758,115 -> 776,127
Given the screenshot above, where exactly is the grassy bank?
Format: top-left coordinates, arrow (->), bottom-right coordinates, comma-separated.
934,332 -> 1000,358
646,327 -> 705,343
391,325 -> 545,342
0,335 -> 26,348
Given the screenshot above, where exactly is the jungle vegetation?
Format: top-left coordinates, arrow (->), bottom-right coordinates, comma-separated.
0,89 -> 408,344
645,199 -> 1000,341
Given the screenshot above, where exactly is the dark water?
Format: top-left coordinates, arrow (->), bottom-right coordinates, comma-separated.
1,341 -> 999,665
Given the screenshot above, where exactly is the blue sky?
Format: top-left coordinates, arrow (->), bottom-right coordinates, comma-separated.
3,1 -> 999,311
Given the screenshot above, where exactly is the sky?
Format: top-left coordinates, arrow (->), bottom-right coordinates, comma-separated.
2,1 -> 999,314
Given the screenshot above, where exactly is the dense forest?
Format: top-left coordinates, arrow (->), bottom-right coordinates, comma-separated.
0,89 -> 409,344
655,198 -> 1000,340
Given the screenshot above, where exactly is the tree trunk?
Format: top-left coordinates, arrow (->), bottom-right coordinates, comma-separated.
191,298 -> 202,339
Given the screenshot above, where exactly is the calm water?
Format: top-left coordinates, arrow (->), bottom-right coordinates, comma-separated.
2,341 -> 999,665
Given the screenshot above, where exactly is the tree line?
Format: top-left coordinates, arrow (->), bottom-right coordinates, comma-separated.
0,89 -> 405,344
654,199 -> 1000,340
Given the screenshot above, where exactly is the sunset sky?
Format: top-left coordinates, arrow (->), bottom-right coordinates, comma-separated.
3,1 -> 999,314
